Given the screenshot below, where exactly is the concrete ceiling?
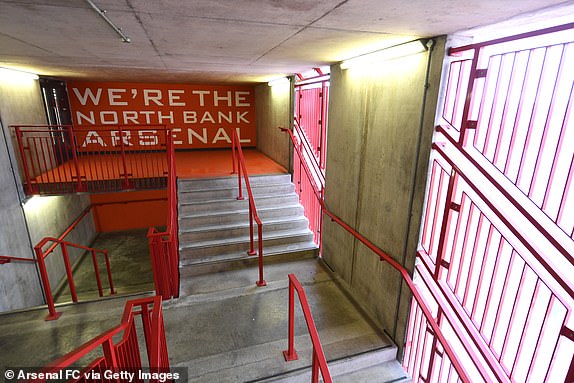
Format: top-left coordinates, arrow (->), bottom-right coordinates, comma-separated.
0,0 -> 573,84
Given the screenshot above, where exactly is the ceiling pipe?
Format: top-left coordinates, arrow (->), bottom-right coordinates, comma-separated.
85,0 -> 131,43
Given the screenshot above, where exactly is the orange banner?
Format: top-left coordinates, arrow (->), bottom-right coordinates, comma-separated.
67,81 -> 257,150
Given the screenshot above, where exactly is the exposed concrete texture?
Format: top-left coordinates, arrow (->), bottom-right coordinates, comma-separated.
0,75 -> 97,312
0,75 -> 47,311
321,37 -> 446,357
255,81 -> 292,171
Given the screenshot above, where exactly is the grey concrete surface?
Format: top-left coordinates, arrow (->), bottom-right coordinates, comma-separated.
321,37 -> 447,357
0,257 -> 401,382
54,229 -> 154,303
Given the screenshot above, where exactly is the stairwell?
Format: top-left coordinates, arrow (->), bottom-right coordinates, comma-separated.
178,174 -> 318,270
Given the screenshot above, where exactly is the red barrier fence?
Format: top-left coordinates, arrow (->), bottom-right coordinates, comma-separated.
413,23 -> 574,382
12,125 -> 170,195
0,255 -> 36,264
147,132 -> 179,300
231,130 -> 266,287
29,296 -> 171,383
293,119 -> 325,247
283,273 -> 332,383
35,236 -> 115,321
280,127 -> 473,382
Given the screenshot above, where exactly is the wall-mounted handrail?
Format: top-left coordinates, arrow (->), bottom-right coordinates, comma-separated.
280,126 -> 474,382
147,131 -> 180,299
35,236 -> 115,321
231,130 -> 266,287
0,255 -> 37,264
283,274 -> 332,383
29,296 -> 171,383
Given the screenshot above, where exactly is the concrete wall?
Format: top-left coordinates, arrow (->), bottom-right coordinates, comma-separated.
321,37 -> 446,355
0,71 -> 96,312
255,80 -> 292,171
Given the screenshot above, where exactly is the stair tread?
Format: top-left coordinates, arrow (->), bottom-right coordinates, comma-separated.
179,241 -> 318,266
180,228 -> 315,250
179,204 -> 303,219
179,181 -> 294,193
178,192 -> 299,206
180,216 -> 309,234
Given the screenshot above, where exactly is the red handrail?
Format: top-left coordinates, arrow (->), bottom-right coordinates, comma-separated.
283,274 -> 332,383
147,131 -> 180,299
280,127 -> 474,382
0,255 -> 37,264
231,130 -> 266,287
29,296 -> 171,383
35,236 -> 115,321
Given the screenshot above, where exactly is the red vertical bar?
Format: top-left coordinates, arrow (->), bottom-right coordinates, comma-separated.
283,276 -> 298,361
68,125 -> 84,192
104,250 -> 115,295
35,247 -> 61,321
247,204 -> 256,256
14,127 -> 35,194
311,352 -> 319,383
256,223 -> 266,287
91,249 -> 104,297
61,242 -> 78,303
459,48 -> 481,146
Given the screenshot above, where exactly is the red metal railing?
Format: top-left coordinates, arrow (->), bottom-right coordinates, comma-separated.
292,119 -> 325,247
415,23 -> 574,382
29,296 -> 171,383
231,130 -> 266,287
283,273 -> 332,383
147,133 -> 179,299
0,255 -> 37,264
280,127 -> 474,382
12,125 -> 169,195
35,236 -> 115,321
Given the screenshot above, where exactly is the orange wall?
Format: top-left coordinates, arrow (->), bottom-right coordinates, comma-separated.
90,190 -> 167,232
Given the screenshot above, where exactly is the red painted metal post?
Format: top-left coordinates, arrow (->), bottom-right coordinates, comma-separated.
67,125 -> 85,192
283,277 -> 298,361
60,242 -> 78,303
236,156 -> 244,200
248,203 -> 256,255
256,223 -> 266,287
231,132 -> 237,175
14,127 -> 36,195
311,353 -> 319,383
103,250 -> 115,295
90,249 -> 104,297
118,126 -> 131,190
35,247 -> 61,321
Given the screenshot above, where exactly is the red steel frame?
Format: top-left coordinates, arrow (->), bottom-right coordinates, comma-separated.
231,130 -> 266,287
0,255 -> 37,264
147,132 -> 180,299
283,273 -> 333,383
12,125 -> 170,195
414,22 -> 574,382
34,236 -> 115,321
29,296 -> 171,383
293,77 -> 329,248
281,127 -> 473,382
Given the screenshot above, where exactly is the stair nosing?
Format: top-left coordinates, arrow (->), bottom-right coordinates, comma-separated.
179,216 -> 309,234
179,229 -> 315,250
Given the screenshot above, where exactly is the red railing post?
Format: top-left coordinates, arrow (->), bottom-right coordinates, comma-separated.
248,204 -> 256,255
60,242 -> 78,303
91,249 -> 104,297
14,126 -> 36,194
283,276 -> 298,361
231,131 -> 237,175
256,223 -> 266,287
311,353 -> 319,383
34,247 -> 61,321
103,250 -> 115,295
118,126 -> 132,189
67,125 -> 85,192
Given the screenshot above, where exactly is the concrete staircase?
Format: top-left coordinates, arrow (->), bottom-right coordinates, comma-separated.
178,174 -> 318,270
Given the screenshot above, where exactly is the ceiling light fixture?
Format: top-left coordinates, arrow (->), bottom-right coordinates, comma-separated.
268,77 -> 290,87
85,0 -> 131,43
0,67 -> 39,80
340,39 -> 430,69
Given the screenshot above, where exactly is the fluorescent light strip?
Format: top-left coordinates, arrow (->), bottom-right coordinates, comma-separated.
268,77 -> 290,87
0,67 -> 39,80
341,40 -> 429,69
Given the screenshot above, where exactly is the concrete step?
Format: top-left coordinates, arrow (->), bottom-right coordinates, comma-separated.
178,174 -> 292,192
180,217 -> 310,243
179,182 -> 295,203
179,194 -> 300,216
179,237 -> 318,266
256,349 -> 407,383
179,204 -> 305,229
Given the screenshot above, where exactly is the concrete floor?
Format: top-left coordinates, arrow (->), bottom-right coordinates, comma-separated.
54,229 -> 155,303
0,253 -> 404,382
